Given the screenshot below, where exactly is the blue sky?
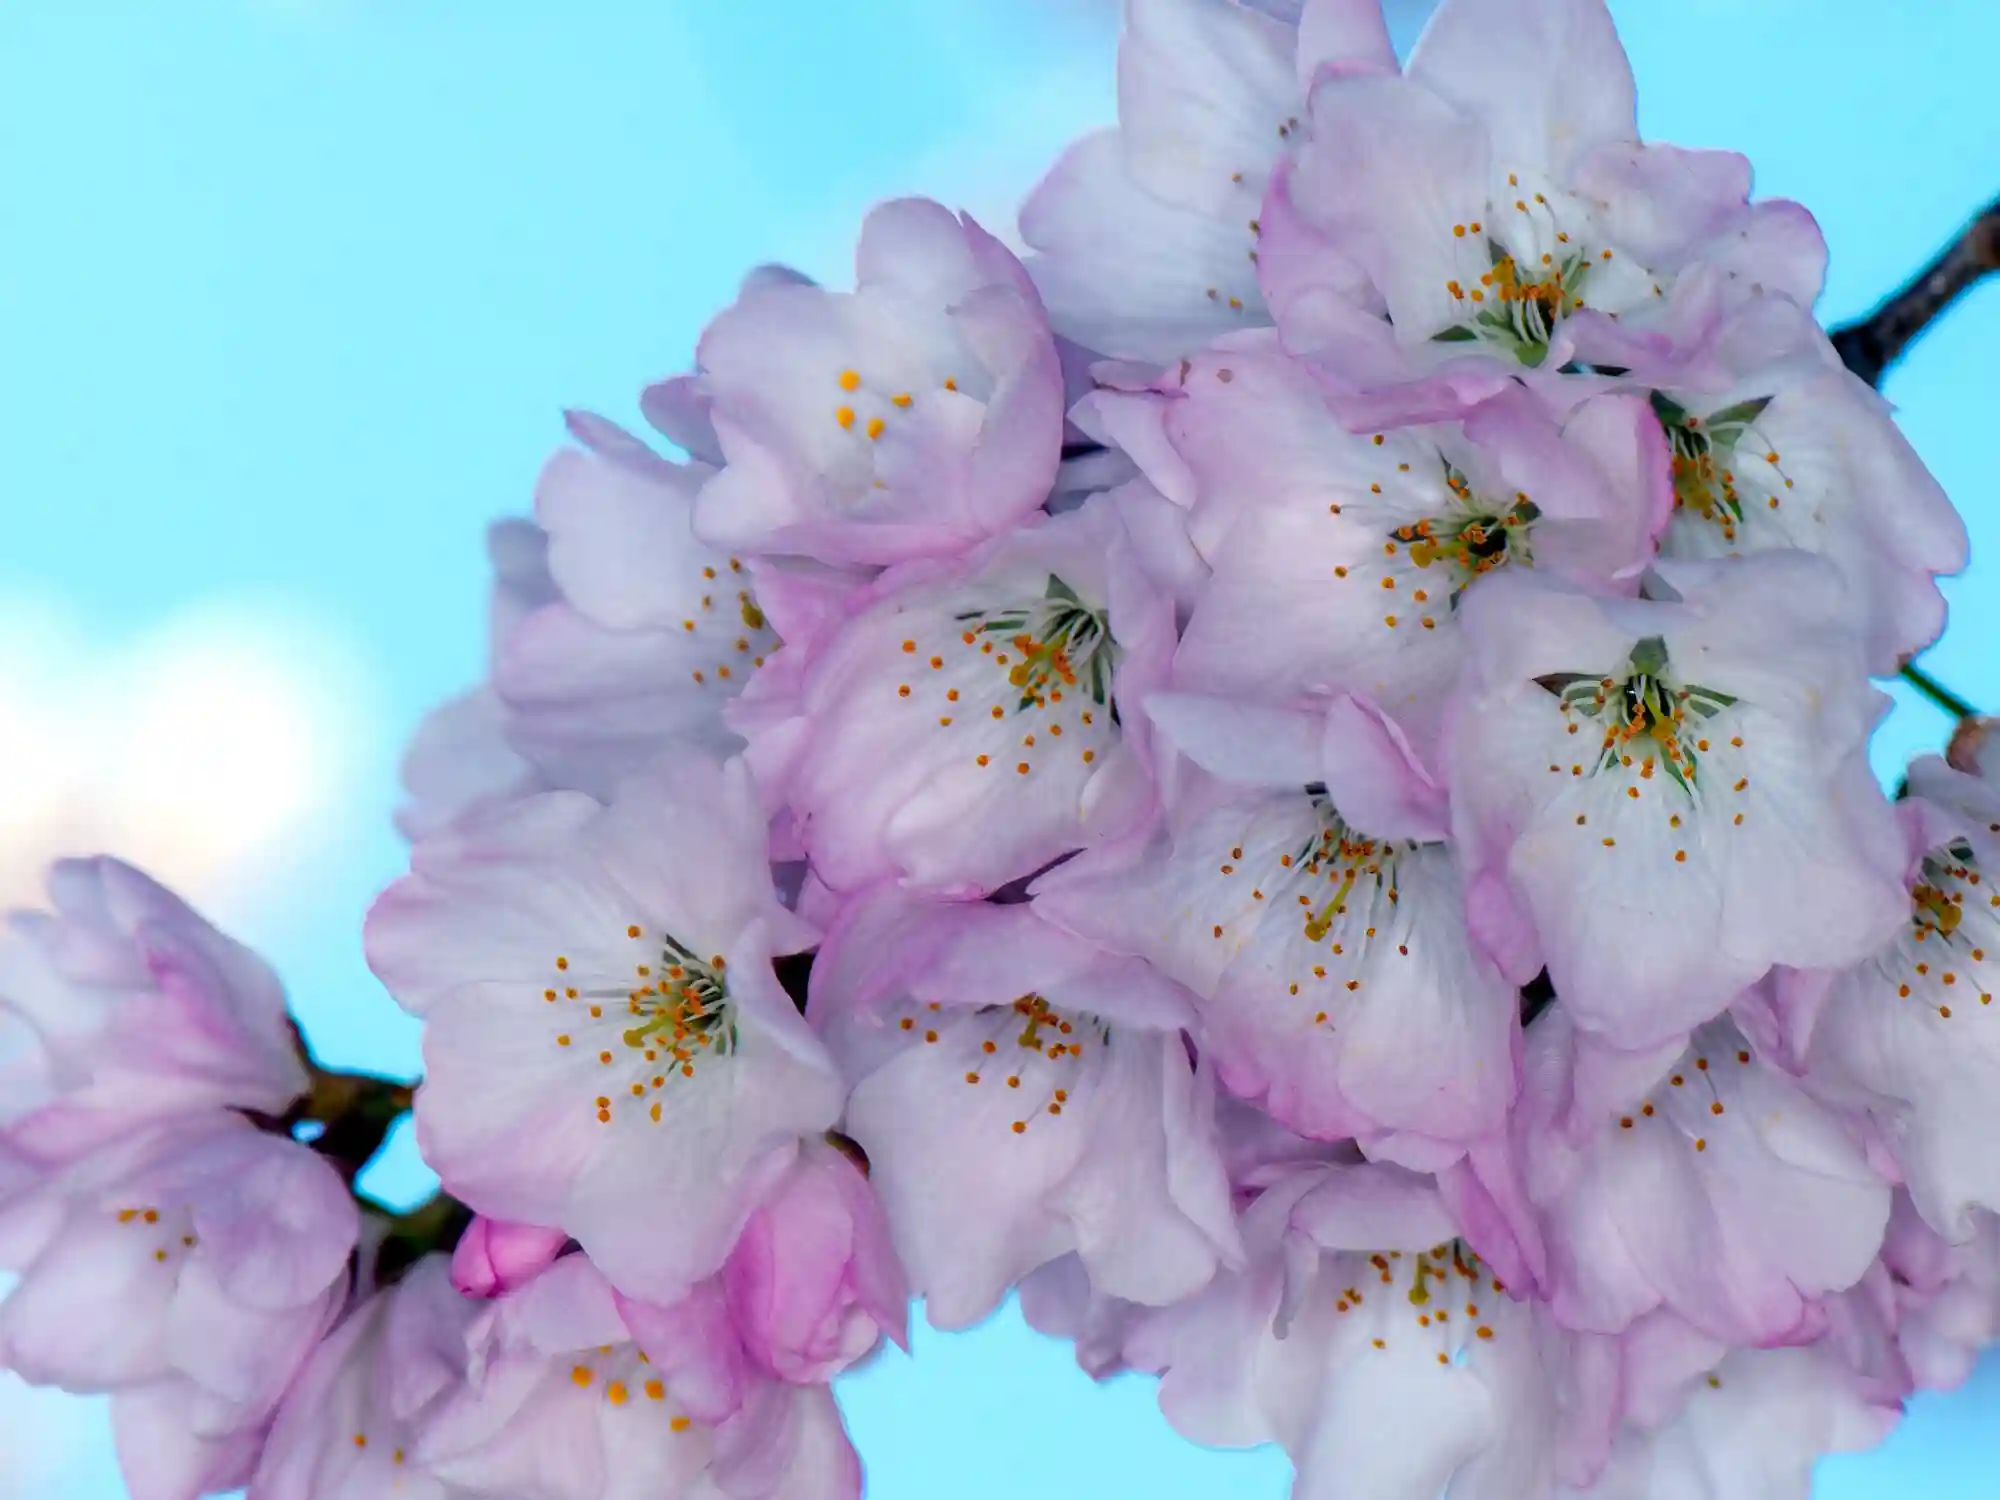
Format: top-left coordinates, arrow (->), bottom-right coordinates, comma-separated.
1,1 -> 1997,1496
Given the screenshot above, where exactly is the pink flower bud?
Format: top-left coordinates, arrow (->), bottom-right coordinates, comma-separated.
450,1216 -> 568,1299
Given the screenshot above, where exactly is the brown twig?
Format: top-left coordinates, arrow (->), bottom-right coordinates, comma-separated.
369,1192 -> 475,1286
1830,197 -> 2000,388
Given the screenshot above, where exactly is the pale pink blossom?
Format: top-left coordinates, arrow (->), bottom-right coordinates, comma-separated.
1449,1007 -> 1891,1346
1145,345 -> 1667,754
365,756 -> 844,1305
419,1254 -> 861,1500
397,517 -> 556,842
1800,755 -> 2000,1241
689,198 -> 1064,567
0,857 -> 307,1159
1125,1160 -> 1613,1500
0,1115 -> 356,1500
1038,692 -> 1517,1167
493,413 -> 777,799
756,495 -> 1176,897
1585,289 -> 1965,672
610,1137 -> 909,1400
249,1256 -> 479,1500
1562,1343 -> 1899,1500
1019,0 -> 1391,362
1446,557 -> 1907,1050
1277,0 -> 1822,387
451,1217 -> 571,1300
810,887 -> 1241,1328
1878,1192 -> 2000,1393
712,1137 -> 907,1385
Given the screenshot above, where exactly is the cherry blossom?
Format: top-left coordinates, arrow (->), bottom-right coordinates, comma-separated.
418,1254 -> 860,1500
1446,557 -> 1908,1049
756,495 -> 1176,897
0,1117 -> 355,1500
1145,344 -> 1667,752
1277,0 -> 1823,389
364,756 -> 843,1305
249,1256 -> 478,1500
493,412 -> 778,798
1801,755 -> 2000,1241
810,887 -> 1240,1328
1451,1007 -> 1891,1346
1039,693 -> 1517,1166
1019,0 -> 1393,362
689,198 -> 1064,568
4,1 -> 1985,1495
397,517 -> 557,842
0,857 -> 308,1155
1126,1161 -> 1609,1500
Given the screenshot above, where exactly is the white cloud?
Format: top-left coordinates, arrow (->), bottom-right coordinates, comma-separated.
0,596 -> 377,919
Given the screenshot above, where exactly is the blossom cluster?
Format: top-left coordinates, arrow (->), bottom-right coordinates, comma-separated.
3,0 -> 1995,1497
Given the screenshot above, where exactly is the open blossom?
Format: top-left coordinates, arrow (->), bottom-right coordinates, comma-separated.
1446,557 -> 1907,1050
1277,0 -> 1823,391
1019,0 -> 1393,362
1148,345 -> 1666,752
759,494 -> 1176,896
688,197 -> 1064,568
492,412 -> 779,798
1125,1161 -> 1610,1500
0,857 -> 307,1154
364,756 -> 845,1304
0,1115 -> 356,1500
1450,1008 -> 1891,1346
1038,692 -> 1517,1166
397,518 -> 557,842
0,861 -> 348,1498
1563,1343 -> 1900,1500
810,887 -> 1241,1328
1800,755 -> 2000,1241
250,1256 -> 478,1500
1597,291 -> 1965,673
10,3 -> 1984,1497
417,1254 -> 861,1500
1878,1193 -> 2000,1393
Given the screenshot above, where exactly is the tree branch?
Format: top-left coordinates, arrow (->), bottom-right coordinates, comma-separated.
369,1192 -> 474,1286
1830,197 -> 2000,388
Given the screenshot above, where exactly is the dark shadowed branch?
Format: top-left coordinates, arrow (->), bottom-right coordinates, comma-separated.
1830,197 -> 2000,388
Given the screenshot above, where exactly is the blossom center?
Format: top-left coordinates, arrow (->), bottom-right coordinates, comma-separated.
544,930 -> 737,1126
899,990 -> 1107,1136
1876,837 -> 2000,1020
1652,392 -> 1794,548
1613,1035 -> 1756,1150
114,1203 -> 198,1265
1537,636 -> 1739,801
1390,461 -> 1538,591
1333,1241 -> 1510,1359
1434,173 -> 1659,365
679,561 -> 777,690
891,573 -> 1120,778
1202,788 -> 1432,1028
566,1344 -> 699,1427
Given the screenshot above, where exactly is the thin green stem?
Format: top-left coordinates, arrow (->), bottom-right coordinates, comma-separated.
1901,662 -> 1980,721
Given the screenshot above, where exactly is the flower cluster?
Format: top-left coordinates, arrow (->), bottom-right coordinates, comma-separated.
4,0 -> 1994,1497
